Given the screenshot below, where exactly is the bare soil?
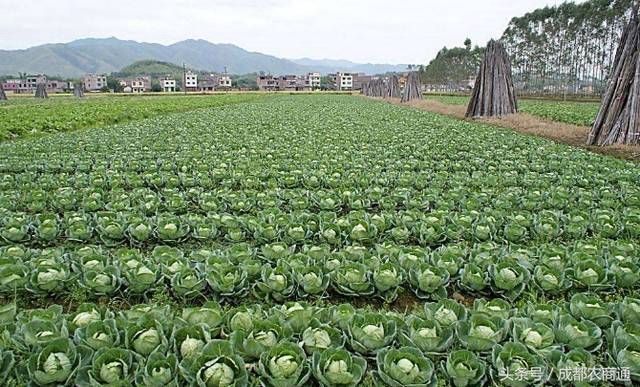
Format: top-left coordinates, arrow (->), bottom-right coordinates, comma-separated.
372,97 -> 640,162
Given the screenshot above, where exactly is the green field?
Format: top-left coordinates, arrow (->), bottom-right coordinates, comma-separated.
0,95 -> 639,386
0,94 -> 266,140
425,95 -> 600,126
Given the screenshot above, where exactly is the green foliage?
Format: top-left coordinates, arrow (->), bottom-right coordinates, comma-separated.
0,94 -> 638,387
0,94 -> 265,140
111,59 -> 194,80
420,40 -> 484,90
424,95 -> 600,126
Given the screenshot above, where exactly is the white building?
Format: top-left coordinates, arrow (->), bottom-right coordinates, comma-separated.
184,71 -> 198,91
308,72 -> 321,89
160,77 -> 176,92
130,79 -> 145,93
335,72 -> 353,91
83,74 -> 107,92
218,74 -> 232,89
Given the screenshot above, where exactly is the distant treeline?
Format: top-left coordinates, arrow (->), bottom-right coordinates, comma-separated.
502,0 -> 634,96
419,0 -> 635,96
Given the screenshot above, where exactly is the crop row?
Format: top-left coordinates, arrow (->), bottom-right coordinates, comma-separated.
0,296 -> 639,387
1,180 -> 639,215
1,206 -> 639,250
0,239 -> 636,302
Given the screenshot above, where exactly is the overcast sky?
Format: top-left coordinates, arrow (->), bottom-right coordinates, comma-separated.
1,0 -> 583,65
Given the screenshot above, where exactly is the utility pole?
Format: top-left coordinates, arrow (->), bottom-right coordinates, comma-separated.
183,61 -> 187,95
223,66 -> 228,92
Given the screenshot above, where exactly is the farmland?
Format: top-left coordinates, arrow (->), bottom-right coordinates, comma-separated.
0,94 -> 265,140
424,95 -> 600,127
0,94 -> 639,386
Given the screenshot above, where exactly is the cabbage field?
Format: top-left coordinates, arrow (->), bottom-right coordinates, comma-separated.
0,95 -> 639,386
424,95 -> 600,127
0,94 -> 264,140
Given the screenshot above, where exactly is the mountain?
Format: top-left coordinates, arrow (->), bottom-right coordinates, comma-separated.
0,37 -> 310,77
290,57 -> 408,74
0,37 -> 406,77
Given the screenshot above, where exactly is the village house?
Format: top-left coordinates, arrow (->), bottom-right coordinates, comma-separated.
330,72 -> 353,91
184,71 -> 198,92
198,74 -> 232,91
219,74 -> 232,89
257,73 -> 319,92
1,79 -> 21,94
256,75 -> 278,91
2,76 -> 67,94
83,74 -> 108,92
307,72 -> 321,90
277,75 -> 298,91
159,76 -> 176,92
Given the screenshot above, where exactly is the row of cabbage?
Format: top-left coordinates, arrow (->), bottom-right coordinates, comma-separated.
1,207 -> 639,248
0,166 -> 637,197
0,297 -> 638,387
0,239 -> 636,302
3,183 -> 638,214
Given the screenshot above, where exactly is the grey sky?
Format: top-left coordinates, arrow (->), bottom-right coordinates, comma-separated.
1,0 -> 583,64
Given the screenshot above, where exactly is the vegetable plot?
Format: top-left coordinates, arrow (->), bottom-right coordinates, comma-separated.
0,95 -> 638,386
425,95 -> 600,126
0,94 -> 265,140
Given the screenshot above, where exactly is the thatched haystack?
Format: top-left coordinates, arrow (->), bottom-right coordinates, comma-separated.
372,78 -> 386,97
465,40 -> 518,118
588,11 -> 640,146
401,72 -> 422,103
73,82 -> 85,98
35,83 -> 48,99
0,83 -> 7,101
386,75 -> 401,99
361,81 -> 370,96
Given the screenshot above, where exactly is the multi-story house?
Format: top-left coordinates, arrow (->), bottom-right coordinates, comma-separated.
199,74 -> 218,91
256,75 -> 278,91
330,72 -> 353,91
83,74 -> 108,92
184,71 -> 198,92
1,79 -> 20,94
307,72 -> 321,90
218,74 -> 232,89
130,79 -> 145,93
159,77 -> 176,92
276,75 -> 298,91
4,76 -> 66,94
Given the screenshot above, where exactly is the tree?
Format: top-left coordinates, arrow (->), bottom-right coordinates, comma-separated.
100,85 -> 110,93
107,77 -> 122,92
151,82 -> 162,92
320,76 -> 335,91
501,0 -> 634,97
421,41 -> 484,92
464,38 -> 472,51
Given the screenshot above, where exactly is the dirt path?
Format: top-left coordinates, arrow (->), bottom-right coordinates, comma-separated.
371,97 -> 640,162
